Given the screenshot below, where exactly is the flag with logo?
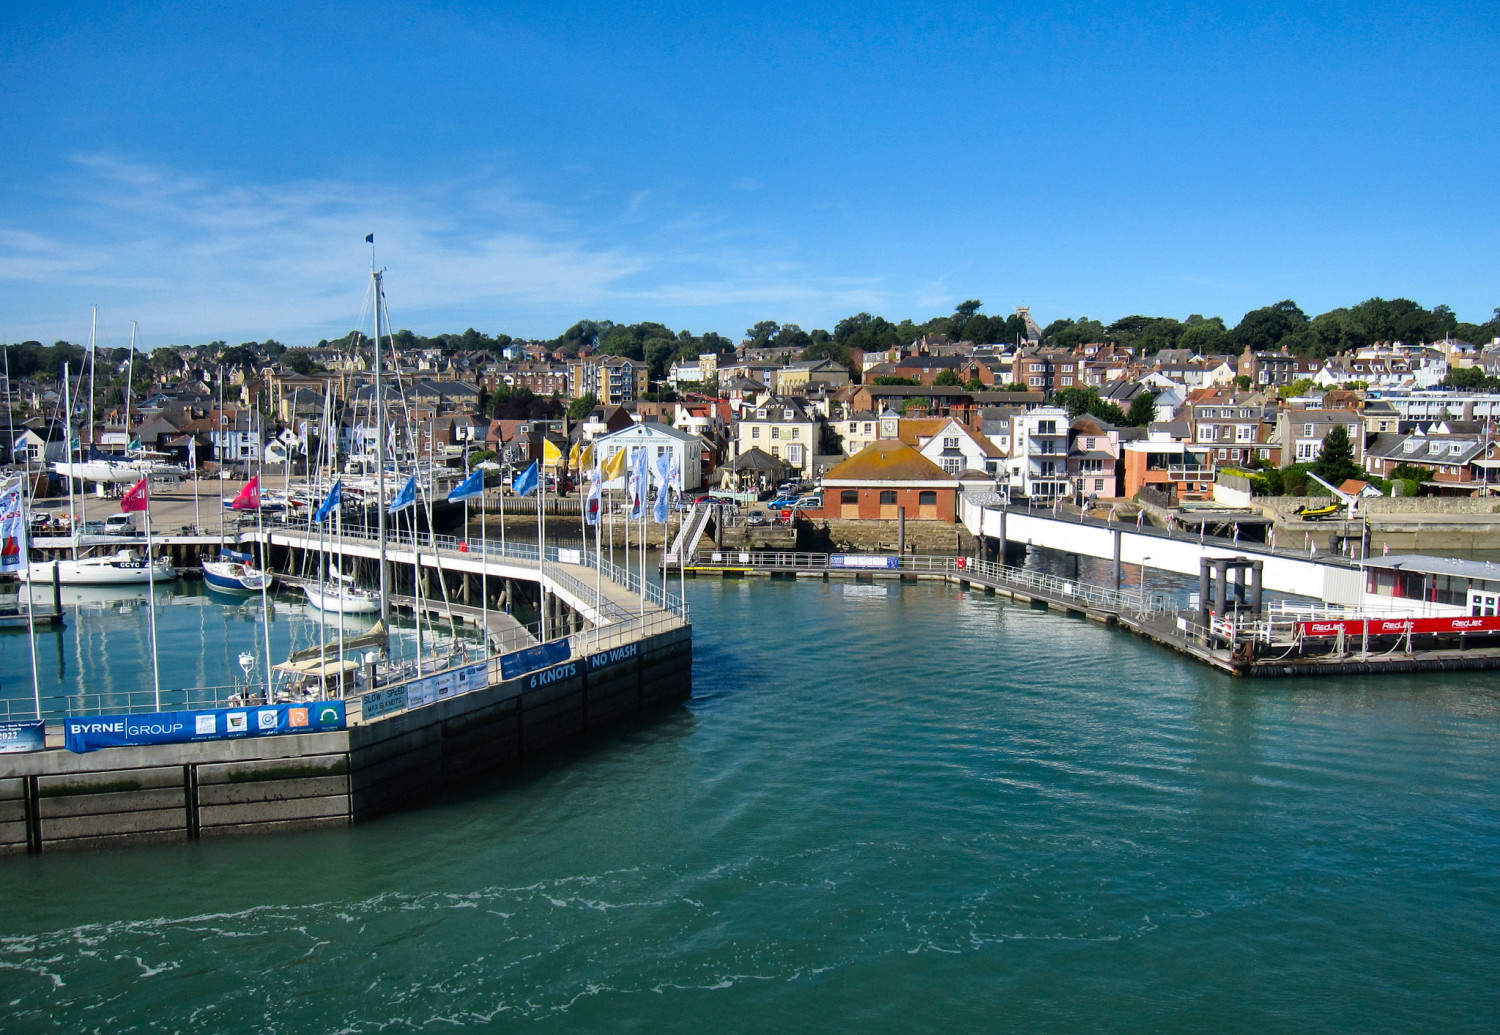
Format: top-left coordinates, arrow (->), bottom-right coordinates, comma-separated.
512,460 -> 539,498
585,469 -> 603,526
121,476 -> 151,513
388,472 -> 418,513
297,421 -> 309,454
187,437 -> 197,472
628,448 -> 649,520
313,480 -> 343,524
0,479 -> 27,574
231,475 -> 261,511
447,468 -> 484,503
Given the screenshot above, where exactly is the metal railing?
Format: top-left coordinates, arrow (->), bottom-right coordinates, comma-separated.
687,549 -> 1172,616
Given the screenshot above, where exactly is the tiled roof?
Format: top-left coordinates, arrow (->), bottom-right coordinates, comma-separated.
822,442 -> 955,483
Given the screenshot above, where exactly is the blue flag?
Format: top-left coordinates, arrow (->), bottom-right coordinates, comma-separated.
388,472 -> 418,513
313,480 -> 343,524
447,468 -> 485,503
512,460 -> 539,498
653,450 -> 672,524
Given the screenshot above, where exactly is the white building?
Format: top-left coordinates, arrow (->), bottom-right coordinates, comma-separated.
595,422 -> 703,493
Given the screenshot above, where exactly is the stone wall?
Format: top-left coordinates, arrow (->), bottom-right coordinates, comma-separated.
801,517 -> 976,555
1258,496 -> 1500,517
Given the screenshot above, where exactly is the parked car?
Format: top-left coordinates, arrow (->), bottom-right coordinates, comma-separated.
792,495 -> 822,509
744,510 -> 771,526
767,494 -> 800,509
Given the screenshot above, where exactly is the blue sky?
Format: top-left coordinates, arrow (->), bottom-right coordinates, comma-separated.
2,0 -> 1496,349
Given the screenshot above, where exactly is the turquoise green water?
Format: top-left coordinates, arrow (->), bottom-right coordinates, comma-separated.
0,581 -> 484,719
3,576 -> 1500,1032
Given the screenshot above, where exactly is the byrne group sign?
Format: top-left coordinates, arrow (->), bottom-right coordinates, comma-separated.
65,701 -> 346,753
1299,615 -> 1500,638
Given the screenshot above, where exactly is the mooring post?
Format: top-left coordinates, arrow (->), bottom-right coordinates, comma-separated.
1112,528 -> 1122,592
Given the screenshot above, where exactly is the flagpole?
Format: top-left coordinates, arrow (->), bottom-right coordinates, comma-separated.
17,464 -> 42,719
537,462 -> 548,642
255,491 -> 273,700
145,495 -> 162,710
480,481 -> 488,655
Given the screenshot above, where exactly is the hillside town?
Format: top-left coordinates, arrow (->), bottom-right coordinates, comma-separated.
7,305 -> 1500,529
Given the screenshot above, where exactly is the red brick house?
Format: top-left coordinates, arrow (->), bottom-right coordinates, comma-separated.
813,442 -> 963,522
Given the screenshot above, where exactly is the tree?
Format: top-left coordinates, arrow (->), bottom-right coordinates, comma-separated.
1231,300 -> 1308,352
964,377 -> 985,391
1310,425 -> 1361,485
1233,374 -> 1252,390
746,321 -> 779,348
933,369 -> 962,386
567,393 -> 598,420
874,375 -> 920,386
1126,392 -> 1158,427
282,351 -> 323,375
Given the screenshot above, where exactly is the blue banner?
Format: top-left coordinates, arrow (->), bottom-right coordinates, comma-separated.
64,701 -> 346,754
500,638 -> 571,681
0,720 -> 45,753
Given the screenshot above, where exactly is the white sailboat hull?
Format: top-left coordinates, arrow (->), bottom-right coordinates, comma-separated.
20,552 -> 178,585
52,459 -> 187,484
302,583 -> 380,615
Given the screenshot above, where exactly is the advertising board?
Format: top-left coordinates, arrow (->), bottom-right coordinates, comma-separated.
0,720 -> 45,754
1298,615 -> 1500,638
64,701 -> 346,754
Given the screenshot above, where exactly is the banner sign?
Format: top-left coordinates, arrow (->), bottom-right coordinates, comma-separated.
0,720 -> 45,754
64,701 -> 346,754
359,684 -> 409,721
1299,615 -> 1500,638
588,641 -> 639,672
830,555 -> 900,569
400,660 -> 491,711
500,639 -> 572,681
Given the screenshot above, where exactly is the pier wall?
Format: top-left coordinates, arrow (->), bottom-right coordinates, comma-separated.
0,626 -> 692,855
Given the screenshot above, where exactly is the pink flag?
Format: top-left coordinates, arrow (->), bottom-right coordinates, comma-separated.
120,477 -> 150,513
231,475 -> 261,511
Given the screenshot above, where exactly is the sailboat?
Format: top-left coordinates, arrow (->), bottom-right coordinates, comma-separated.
302,572 -> 380,615
202,547 -> 274,594
23,354 -> 175,586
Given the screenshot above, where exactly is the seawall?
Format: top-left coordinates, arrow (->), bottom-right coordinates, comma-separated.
0,626 -> 692,855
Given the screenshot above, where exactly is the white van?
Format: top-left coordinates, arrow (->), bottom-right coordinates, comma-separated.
104,514 -> 138,536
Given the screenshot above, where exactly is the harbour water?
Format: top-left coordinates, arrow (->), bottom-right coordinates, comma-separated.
0,581 -> 485,720
3,575 -> 1499,1031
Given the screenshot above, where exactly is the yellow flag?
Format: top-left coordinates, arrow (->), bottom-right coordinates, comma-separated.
602,449 -> 626,481
568,440 -> 582,470
579,443 -> 595,473
543,438 -> 562,467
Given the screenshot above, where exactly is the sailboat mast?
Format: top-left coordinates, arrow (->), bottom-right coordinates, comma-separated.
373,266 -> 389,627
62,362 -> 76,561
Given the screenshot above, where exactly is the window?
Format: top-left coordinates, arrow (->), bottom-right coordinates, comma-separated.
1296,441 -> 1318,462
1237,425 -> 1255,442
1303,423 -> 1314,437
1038,421 -> 1056,435
751,427 -> 760,439
942,458 -> 961,474
770,446 -> 779,458
1060,376 -> 1073,386
1028,376 -> 1043,387
790,428 -> 799,440
918,491 -> 937,506
771,427 -> 780,440
841,490 -> 858,505
943,436 -> 959,450
1217,449 -> 1228,460
879,490 -> 897,505
788,444 -> 804,464
1084,437 -> 1095,449
863,423 -> 873,435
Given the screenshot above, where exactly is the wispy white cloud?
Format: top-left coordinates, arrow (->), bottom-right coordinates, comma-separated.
0,157 -> 888,345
